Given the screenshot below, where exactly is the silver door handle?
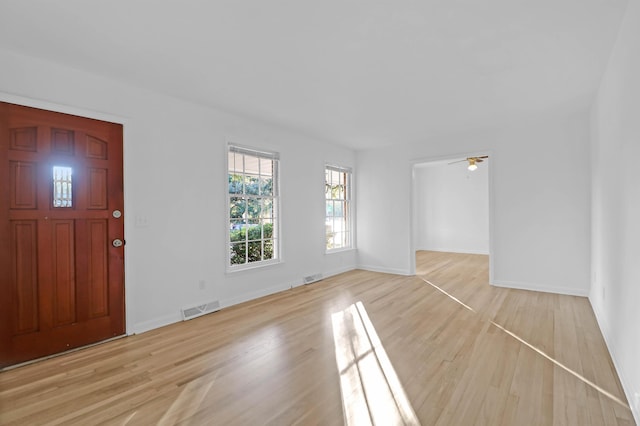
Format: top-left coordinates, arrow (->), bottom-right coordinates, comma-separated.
112,239 -> 124,247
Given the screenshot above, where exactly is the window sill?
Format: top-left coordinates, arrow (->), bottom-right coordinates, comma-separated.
226,259 -> 283,274
325,247 -> 356,255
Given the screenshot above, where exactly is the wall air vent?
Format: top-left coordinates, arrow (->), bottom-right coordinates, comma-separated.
181,300 -> 220,321
303,273 -> 323,285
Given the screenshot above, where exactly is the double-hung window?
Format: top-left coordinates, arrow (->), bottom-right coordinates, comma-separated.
325,165 -> 353,251
228,145 -> 280,269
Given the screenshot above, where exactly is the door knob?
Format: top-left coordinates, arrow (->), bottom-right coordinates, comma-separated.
112,239 -> 124,247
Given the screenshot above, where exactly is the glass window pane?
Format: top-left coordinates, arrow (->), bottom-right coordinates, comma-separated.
53,166 -> 73,208
230,197 -> 246,219
245,175 -> 259,195
247,198 -> 261,219
230,242 -> 246,265
325,223 -> 334,246
327,233 -> 336,249
247,241 -> 262,262
246,222 -> 261,241
260,177 -> 273,196
263,239 -> 274,260
261,199 -> 273,219
230,221 -> 245,242
229,173 -> 243,194
263,221 -> 274,238
332,234 -> 342,249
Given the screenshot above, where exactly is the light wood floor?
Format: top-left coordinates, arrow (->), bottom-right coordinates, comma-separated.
0,251 -> 634,425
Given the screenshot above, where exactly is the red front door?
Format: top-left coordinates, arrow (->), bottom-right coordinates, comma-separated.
0,102 -> 125,368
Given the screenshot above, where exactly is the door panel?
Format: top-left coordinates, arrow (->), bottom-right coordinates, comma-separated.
0,102 -> 125,368
9,160 -> 37,209
11,220 -> 39,334
85,219 -> 110,318
52,219 -> 76,327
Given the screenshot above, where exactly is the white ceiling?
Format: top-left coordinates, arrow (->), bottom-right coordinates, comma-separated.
0,0 -> 629,150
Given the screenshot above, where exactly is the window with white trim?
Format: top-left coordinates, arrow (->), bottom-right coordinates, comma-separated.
325,165 -> 353,251
228,145 -> 280,268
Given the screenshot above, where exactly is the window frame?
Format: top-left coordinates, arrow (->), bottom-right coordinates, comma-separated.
226,144 -> 281,271
325,164 -> 354,253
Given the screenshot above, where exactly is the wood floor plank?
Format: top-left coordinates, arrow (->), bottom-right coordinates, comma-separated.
0,251 -> 634,425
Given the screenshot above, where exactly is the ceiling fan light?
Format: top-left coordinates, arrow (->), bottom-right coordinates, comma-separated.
467,158 -> 477,171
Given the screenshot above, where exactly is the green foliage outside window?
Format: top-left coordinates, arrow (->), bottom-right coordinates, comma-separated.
229,174 -> 273,196
230,223 -> 274,265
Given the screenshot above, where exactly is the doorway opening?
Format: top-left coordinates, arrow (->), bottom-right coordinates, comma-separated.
410,154 -> 493,282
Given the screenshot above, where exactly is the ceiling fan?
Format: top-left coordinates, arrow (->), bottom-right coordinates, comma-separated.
448,156 -> 489,171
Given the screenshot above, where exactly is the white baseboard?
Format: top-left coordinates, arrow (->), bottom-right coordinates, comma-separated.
220,282 -> 292,309
416,247 -> 490,255
290,265 -> 356,289
324,265 -> 357,279
491,279 -> 589,297
132,312 -> 182,335
357,264 -> 412,276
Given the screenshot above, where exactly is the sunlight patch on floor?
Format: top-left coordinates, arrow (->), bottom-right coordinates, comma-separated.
418,276 -> 476,313
332,301 -> 420,426
123,411 -> 137,425
490,321 -> 629,409
157,371 -> 218,425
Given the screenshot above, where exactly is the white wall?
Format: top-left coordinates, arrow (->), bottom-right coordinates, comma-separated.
357,112 -> 592,296
0,48 -> 357,334
414,161 -> 489,254
590,0 -> 640,421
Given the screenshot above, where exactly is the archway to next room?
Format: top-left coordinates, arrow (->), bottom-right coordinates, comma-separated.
409,154 -> 493,285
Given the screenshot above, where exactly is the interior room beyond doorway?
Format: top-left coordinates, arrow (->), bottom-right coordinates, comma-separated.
412,156 -> 491,275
